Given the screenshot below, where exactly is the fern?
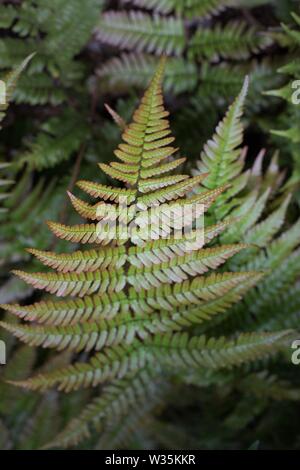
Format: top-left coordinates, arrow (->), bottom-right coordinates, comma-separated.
0,60 -> 295,448
0,0 -> 103,105
120,0 -> 270,18
0,57 -> 32,230
96,11 -> 270,60
190,77 -> 300,341
44,367 -> 164,448
21,109 -> 89,169
0,54 -> 34,124
95,1 -> 276,167
189,21 -> 271,60
193,76 -> 249,221
97,53 -> 198,94
266,12 -> 300,187
97,11 -> 186,56
120,0 -> 232,18
0,326 -> 92,449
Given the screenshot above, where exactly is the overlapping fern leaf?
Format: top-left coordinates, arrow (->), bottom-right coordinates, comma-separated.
0,322 -> 91,449
1,56 -> 33,231
0,57 -> 69,305
0,0 -> 103,105
120,0 -> 232,18
0,339 -> 58,450
192,74 -> 300,336
0,59 -> 295,448
96,0 -> 278,114
266,11 -> 300,190
96,10 -> 270,59
0,54 -> 34,124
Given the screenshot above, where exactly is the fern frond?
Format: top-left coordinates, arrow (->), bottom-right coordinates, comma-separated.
76,180 -> 136,203
1,271 -> 261,329
0,0 -> 104,105
220,188 -> 270,243
155,330 -> 293,371
8,329 -> 292,393
193,77 -> 248,219
22,109 -> 89,169
120,0 -> 230,18
43,367 -> 163,448
257,285 -> 300,331
97,53 -> 198,94
0,54 -> 34,124
96,12 -> 185,56
194,77 -> 248,187
189,22 -> 271,60
17,395 -> 60,450
7,340 -> 154,392
2,59 -> 292,449
243,194 -> 291,246
46,220 -> 127,245
11,269 -> 126,297
27,246 -> 127,273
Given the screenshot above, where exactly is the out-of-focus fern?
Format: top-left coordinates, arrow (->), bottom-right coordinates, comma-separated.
0,0 -> 104,105
1,170 -> 67,263
95,1 -> 279,157
97,54 -> 198,95
120,0 -> 271,18
0,54 -> 35,123
97,11 -> 186,56
0,325 -> 92,449
0,57 -> 32,234
192,77 -> 300,342
0,59 -> 71,307
21,109 -> 90,170
266,12 -> 300,194
96,11 -> 270,58
120,0 -> 233,18
189,21 -> 271,60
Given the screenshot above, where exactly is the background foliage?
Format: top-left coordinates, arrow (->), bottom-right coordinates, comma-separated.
0,0 -> 300,450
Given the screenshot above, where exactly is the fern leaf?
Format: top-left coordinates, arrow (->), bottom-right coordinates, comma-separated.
195,77 -> 248,187
193,77 -> 248,220
97,53 -> 198,94
43,368 -> 163,448
243,194 -> 291,247
189,22 -> 271,60
0,54 -> 34,124
11,269 -> 126,297
27,246 -> 127,273
2,60 -> 290,449
120,0 -> 230,18
96,12 -> 185,56
46,220 -> 128,245
76,180 -> 136,203
1,271 -> 261,328
7,329 -> 292,393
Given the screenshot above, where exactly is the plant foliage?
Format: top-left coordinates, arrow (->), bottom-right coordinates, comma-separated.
1,59 -> 297,449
